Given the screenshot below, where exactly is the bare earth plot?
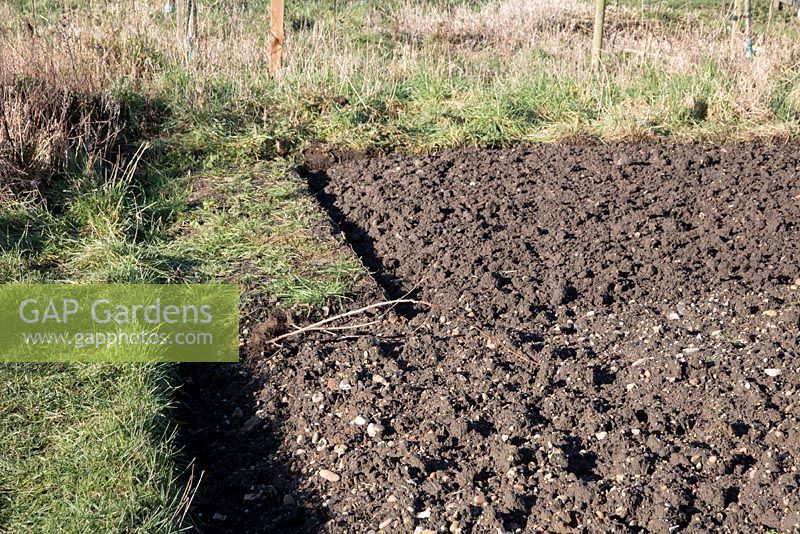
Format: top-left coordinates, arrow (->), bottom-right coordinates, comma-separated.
185,143 -> 800,533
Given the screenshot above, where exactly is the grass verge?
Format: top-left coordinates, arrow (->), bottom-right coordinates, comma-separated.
0,364 -> 183,532
0,63 -> 360,533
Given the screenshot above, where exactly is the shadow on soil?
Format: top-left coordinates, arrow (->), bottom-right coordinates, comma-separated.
302,171 -> 407,300
178,358 -> 327,533
299,150 -> 423,323
179,148 -> 416,532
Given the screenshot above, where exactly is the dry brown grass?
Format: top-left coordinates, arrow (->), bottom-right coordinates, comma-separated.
388,0 -> 800,135
0,76 -> 122,203
1,0 -> 799,152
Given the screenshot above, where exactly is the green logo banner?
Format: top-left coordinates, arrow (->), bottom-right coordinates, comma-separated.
0,284 -> 240,362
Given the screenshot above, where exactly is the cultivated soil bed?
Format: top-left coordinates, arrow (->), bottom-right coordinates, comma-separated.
183,143 -> 800,533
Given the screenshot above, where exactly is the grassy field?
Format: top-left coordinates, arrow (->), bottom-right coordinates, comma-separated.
1,0 -> 799,530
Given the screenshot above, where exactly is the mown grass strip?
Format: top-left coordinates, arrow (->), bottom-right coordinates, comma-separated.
0,78 -> 360,533
0,363 -> 183,532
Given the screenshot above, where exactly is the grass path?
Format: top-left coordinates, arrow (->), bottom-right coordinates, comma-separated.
0,98 -> 360,531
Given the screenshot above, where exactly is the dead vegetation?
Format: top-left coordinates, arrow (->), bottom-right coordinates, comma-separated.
0,76 -> 122,203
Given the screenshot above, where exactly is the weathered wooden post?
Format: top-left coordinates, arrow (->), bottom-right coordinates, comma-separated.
591,0 -> 607,70
183,0 -> 197,63
743,0 -> 753,56
269,0 -> 285,77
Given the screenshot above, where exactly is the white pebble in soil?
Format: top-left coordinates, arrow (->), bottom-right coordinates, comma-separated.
318,469 -> 341,482
367,422 -> 385,438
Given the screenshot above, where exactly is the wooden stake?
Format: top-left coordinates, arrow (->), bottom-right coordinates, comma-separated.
183,0 -> 197,63
269,0 -> 285,77
591,0 -> 607,70
743,0 -> 753,56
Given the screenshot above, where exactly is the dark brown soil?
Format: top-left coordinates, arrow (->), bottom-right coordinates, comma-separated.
183,142 -> 800,533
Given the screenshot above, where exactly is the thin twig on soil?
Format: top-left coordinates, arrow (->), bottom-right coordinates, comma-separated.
317,319 -> 382,332
224,376 -> 257,405
265,299 -> 431,345
472,325 -> 539,365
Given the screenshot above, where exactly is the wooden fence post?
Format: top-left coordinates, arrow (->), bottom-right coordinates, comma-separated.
183,0 -> 197,63
591,0 -> 607,70
743,0 -> 753,56
270,0 -> 285,77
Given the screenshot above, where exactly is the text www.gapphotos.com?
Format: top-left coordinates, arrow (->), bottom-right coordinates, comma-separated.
21,331 -> 214,349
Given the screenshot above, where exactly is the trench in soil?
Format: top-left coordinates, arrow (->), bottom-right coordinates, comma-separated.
179,142 -> 800,533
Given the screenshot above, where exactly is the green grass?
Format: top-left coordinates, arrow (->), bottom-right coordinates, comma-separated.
0,63 -> 361,534
0,111 -> 189,530
0,364 -> 184,532
166,157 -> 361,309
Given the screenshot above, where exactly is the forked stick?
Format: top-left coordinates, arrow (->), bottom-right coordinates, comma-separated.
265,299 -> 431,345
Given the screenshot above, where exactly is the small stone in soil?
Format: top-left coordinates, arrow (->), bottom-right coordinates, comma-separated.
318,469 -> 341,482
353,415 -> 368,426
311,392 -> 324,403
241,415 -> 262,432
367,422 -> 385,438
764,368 -> 782,377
